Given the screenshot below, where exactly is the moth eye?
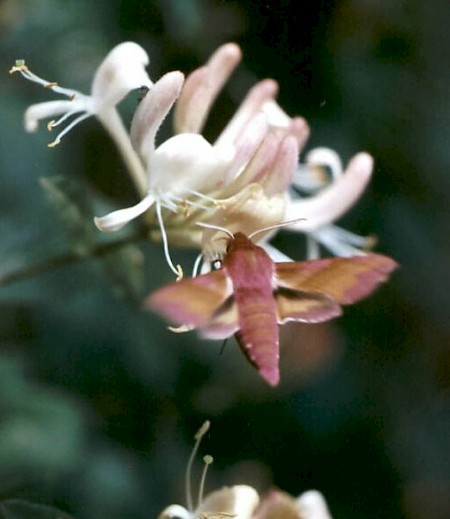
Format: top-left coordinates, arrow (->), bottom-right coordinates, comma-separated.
137,85 -> 150,102
211,259 -> 223,270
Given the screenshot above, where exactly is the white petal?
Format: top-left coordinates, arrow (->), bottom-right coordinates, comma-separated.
94,194 -> 155,232
305,147 -> 344,179
149,134 -> 234,196
130,71 -> 185,160
215,79 -> 278,147
296,491 -> 333,519
262,242 -> 293,262
91,42 -> 153,109
221,112 -> 268,184
24,98 -> 90,132
262,99 -> 291,127
174,43 -> 242,134
158,505 -> 192,519
286,152 -> 373,231
197,486 -> 259,519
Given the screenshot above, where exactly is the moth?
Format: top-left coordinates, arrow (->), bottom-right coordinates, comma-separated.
145,230 -> 397,386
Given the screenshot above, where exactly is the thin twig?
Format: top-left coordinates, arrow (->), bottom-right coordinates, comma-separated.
0,229 -> 149,288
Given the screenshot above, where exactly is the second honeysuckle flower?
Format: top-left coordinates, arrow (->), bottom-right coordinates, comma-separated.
160,487 -> 334,519
283,148 -> 376,259
11,42 -> 153,194
160,422 -> 335,519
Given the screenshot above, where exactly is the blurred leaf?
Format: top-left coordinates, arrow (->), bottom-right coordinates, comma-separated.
39,176 -> 96,257
0,356 -> 85,475
0,500 -> 74,519
99,244 -> 145,304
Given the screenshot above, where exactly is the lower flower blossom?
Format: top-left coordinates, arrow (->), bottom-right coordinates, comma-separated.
158,422 -> 335,519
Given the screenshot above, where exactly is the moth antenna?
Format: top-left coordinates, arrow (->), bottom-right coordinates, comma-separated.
197,455 -> 213,509
196,222 -> 234,239
156,200 -> 184,280
248,218 -> 307,240
186,421 -> 210,512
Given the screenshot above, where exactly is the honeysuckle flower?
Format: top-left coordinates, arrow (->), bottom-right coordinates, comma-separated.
94,43 -> 307,275
160,422 -> 335,519
160,487 -> 334,519
14,40 -> 378,275
285,147 -> 375,259
10,42 -> 153,195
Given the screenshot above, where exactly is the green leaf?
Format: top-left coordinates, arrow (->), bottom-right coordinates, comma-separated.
39,176 -> 96,257
99,244 -> 145,304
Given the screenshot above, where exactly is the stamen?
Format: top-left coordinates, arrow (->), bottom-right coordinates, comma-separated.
192,253 -> 204,277
10,60 -> 79,99
47,108 -> 80,130
169,196 -> 212,212
47,113 -> 92,148
155,200 -> 184,279
186,421 -> 210,512
197,455 -> 213,509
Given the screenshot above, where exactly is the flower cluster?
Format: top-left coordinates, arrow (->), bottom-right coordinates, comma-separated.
11,41 -> 375,277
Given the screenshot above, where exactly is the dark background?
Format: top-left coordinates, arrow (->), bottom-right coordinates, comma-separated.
1,1 -> 449,518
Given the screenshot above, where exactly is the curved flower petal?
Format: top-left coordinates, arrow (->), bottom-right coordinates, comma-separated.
285,152 -> 373,232
94,194 -> 155,232
215,79 -> 278,147
130,71 -> 185,160
262,100 -> 310,151
148,133 -> 235,196
24,98 -> 90,132
91,42 -> 153,109
174,43 -> 242,134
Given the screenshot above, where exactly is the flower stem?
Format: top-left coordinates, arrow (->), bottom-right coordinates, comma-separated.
0,230 -> 148,288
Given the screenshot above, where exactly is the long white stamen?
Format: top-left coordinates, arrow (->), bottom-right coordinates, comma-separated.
10,62 -> 78,98
197,455 -> 213,509
48,112 -> 92,147
192,253 -> 204,278
168,195 -> 211,212
325,224 -> 375,247
188,190 -> 220,204
186,421 -> 210,512
155,200 -> 183,279
47,109 -> 82,129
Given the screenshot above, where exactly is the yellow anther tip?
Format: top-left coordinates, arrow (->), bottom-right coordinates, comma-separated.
175,264 -> 184,281
47,139 -> 60,148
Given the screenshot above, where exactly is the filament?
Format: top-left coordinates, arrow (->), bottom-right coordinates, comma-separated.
186,421 -> 210,512
155,200 -> 183,279
197,455 -> 213,509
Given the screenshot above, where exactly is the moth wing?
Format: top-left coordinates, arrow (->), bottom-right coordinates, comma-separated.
144,270 -> 233,329
276,287 -> 342,324
276,254 -> 398,305
201,297 -> 240,339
